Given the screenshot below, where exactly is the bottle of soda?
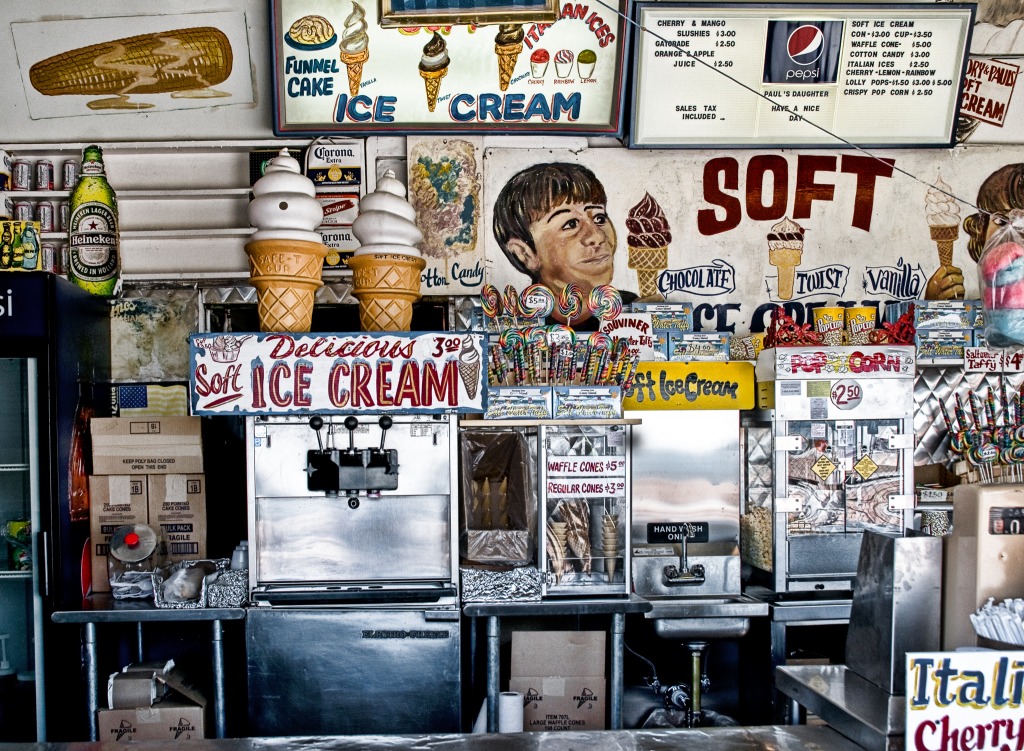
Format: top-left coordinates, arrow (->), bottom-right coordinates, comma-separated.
68,144 -> 121,296
0,222 -> 12,268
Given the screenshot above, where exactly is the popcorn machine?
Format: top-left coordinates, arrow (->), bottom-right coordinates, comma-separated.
743,346 -> 917,593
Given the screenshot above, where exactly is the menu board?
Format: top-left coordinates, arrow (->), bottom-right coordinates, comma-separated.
630,3 -> 975,148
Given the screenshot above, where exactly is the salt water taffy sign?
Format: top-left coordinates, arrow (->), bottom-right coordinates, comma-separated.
188,332 -> 486,415
906,651 -> 1024,751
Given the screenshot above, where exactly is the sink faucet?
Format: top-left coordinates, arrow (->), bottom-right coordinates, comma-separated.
663,537 -> 705,586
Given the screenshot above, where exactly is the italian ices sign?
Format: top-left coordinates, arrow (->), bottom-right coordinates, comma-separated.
188,332 -> 486,415
906,651 -> 1024,751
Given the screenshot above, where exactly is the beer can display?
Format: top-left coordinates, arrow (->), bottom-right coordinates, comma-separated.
36,159 -> 55,191
40,242 -> 58,273
1,197 -> 13,220
62,159 -> 79,191
58,201 -> 70,232
36,200 -> 54,232
14,200 -> 33,222
12,159 -> 32,190
0,149 -> 11,191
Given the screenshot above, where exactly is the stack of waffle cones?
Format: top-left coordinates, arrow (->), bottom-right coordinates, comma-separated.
348,252 -> 425,331
547,521 -> 568,584
628,246 -> 668,298
931,224 -> 958,266
602,514 -> 619,580
245,239 -> 327,332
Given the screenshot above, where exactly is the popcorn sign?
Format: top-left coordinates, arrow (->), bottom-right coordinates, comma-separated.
188,332 -> 486,415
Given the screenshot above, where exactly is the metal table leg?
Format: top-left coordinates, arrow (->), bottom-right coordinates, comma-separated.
486,616 -> 500,733
211,620 -> 226,738
610,612 -> 625,730
786,697 -> 805,726
83,622 -> 98,741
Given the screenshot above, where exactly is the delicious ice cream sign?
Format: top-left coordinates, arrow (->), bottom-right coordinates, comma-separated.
188,332 -> 486,415
906,651 -> 1024,751
271,0 -> 627,134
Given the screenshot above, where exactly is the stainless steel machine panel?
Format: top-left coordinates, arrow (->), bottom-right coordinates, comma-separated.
628,410 -> 742,599
246,607 -> 461,735
254,494 -> 451,583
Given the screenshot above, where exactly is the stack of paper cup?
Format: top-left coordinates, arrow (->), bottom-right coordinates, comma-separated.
602,514 -> 619,580
812,306 -> 846,346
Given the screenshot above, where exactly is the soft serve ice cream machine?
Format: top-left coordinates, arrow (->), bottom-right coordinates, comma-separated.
244,412 -> 462,735
745,346 -> 916,593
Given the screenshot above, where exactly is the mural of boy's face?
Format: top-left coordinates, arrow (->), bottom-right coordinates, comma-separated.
507,199 -> 618,294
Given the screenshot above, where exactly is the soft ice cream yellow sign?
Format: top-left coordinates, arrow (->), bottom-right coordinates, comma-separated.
623,361 -> 754,410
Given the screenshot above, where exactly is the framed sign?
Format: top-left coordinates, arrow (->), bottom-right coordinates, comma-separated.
380,0 -> 560,28
629,2 -> 975,148
272,0 -> 629,135
188,332 -> 486,415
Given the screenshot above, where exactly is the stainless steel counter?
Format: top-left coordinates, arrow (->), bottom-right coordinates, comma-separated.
0,725 -> 868,750
775,664 -> 903,751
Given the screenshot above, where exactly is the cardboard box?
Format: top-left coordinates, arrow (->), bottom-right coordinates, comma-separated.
91,417 -> 204,475
98,666 -> 206,741
509,631 -> 606,731
88,476 -> 148,594
147,475 -> 207,563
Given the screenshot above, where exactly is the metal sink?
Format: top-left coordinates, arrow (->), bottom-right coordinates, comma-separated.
645,595 -> 769,639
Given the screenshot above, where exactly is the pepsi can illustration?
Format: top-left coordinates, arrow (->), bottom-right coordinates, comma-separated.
763,21 -> 844,84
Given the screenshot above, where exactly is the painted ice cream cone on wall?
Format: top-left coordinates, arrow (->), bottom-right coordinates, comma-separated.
494,24 -> 524,91
926,172 -> 960,266
767,216 -> 804,301
458,336 -> 481,398
626,192 -> 671,298
419,32 -> 449,113
245,149 -> 327,332
340,2 -> 370,97
348,170 -> 426,331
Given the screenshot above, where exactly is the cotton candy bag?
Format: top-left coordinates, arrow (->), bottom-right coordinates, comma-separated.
979,209 -> 1024,346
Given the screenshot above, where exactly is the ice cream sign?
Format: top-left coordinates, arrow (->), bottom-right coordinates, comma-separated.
271,0 -> 628,134
187,332 -> 486,415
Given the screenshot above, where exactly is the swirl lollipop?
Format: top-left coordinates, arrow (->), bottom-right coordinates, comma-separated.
588,284 -> 623,323
520,283 -> 556,321
503,285 -> 522,325
557,283 -> 585,328
481,284 -> 501,325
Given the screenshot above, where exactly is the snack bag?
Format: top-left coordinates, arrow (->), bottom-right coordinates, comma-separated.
979,209 -> 1024,346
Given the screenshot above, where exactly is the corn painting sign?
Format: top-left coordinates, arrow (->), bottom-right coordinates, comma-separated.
188,332 -> 486,415
12,12 -> 255,118
906,651 -> 1024,751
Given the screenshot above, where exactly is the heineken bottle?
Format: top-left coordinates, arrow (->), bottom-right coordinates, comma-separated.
68,144 -> 121,296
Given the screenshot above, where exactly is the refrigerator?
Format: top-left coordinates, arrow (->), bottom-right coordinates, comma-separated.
0,272 -> 109,741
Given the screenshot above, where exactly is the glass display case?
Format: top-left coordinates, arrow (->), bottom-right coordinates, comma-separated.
539,422 -> 633,598
0,359 -> 42,741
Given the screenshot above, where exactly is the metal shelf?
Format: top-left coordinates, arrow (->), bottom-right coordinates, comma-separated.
0,570 -> 32,581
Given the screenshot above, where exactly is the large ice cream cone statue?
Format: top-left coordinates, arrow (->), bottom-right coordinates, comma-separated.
350,169 -> 426,331
926,173 -> 961,266
494,24 -> 525,91
767,216 -> 804,301
245,148 -> 327,332
340,2 -> 370,97
626,192 -> 672,297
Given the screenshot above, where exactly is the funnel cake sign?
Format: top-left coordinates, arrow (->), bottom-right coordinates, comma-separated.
188,332 -> 486,415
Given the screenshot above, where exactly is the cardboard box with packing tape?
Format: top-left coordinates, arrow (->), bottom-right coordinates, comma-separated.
509,631 -> 606,731
98,660 -> 206,741
90,417 -> 204,475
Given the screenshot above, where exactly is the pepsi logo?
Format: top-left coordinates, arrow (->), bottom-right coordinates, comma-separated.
787,25 -> 824,66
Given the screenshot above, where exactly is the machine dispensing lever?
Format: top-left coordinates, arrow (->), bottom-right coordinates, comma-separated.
305,414 -> 400,497
663,537 -> 705,586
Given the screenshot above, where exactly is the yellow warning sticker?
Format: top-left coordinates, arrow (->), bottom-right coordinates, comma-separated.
812,455 -> 837,481
854,455 -> 878,480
